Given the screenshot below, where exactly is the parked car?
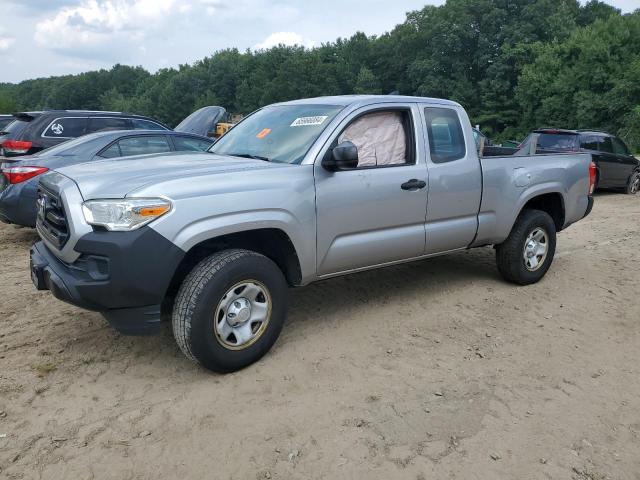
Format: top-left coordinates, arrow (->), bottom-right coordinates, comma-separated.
174,106 -> 228,137
1,130 -> 214,227
520,128 -> 640,194
30,95 -> 595,372
0,110 -> 171,157
0,113 -> 41,152
0,115 -> 14,131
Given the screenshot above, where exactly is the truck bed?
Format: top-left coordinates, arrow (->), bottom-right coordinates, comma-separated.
473,152 -> 593,246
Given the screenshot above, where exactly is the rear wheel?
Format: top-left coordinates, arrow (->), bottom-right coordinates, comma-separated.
626,171 -> 640,195
496,209 -> 557,285
172,249 -> 288,372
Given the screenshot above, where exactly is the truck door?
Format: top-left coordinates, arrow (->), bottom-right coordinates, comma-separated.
314,104 -> 428,276
420,106 -> 482,255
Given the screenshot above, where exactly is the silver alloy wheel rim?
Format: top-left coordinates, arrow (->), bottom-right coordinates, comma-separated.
523,227 -> 549,272
631,174 -> 640,194
213,280 -> 272,350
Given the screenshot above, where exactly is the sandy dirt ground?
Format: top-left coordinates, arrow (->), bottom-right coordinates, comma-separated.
0,192 -> 639,480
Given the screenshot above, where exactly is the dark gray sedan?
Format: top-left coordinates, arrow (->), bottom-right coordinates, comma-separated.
0,130 -> 215,227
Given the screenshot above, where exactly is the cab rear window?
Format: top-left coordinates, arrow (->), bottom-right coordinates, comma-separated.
424,107 -> 466,163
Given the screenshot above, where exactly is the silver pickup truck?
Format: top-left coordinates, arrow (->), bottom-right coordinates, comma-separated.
30,95 -> 595,372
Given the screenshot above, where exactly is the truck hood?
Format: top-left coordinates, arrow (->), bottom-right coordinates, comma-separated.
54,151 -> 293,199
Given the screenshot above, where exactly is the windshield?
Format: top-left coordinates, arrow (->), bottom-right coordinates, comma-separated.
209,104 -> 343,164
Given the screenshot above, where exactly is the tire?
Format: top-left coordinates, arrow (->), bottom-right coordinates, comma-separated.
172,249 -> 288,373
625,171 -> 640,195
495,209 -> 557,285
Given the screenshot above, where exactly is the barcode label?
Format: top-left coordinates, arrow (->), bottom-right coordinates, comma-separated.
290,116 -> 328,127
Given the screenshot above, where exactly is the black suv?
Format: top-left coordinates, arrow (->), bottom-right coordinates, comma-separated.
521,129 -> 640,194
0,110 -> 170,157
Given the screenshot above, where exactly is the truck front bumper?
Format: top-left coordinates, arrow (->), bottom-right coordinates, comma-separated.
30,227 -> 185,335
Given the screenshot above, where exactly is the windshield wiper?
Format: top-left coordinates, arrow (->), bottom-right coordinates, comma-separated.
228,153 -> 270,162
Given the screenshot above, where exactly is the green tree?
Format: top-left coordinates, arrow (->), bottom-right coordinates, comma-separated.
0,0 -> 636,141
516,12 -> 640,140
620,106 -> 640,153
576,0 -> 620,26
354,67 -> 381,94
99,87 -> 134,112
0,91 -> 16,113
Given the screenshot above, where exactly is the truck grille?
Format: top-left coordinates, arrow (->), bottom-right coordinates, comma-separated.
36,187 -> 69,249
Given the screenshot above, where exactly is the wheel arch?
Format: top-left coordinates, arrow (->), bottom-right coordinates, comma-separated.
166,227 -> 303,303
518,191 -> 566,232
626,168 -> 640,194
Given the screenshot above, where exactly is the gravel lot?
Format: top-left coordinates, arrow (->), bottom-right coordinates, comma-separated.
0,192 -> 639,480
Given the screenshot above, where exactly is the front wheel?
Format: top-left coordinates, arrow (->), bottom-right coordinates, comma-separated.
496,209 -> 557,285
626,171 -> 640,195
172,249 -> 288,372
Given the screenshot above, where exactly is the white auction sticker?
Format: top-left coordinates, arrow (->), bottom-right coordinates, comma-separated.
290,116 -> 328,127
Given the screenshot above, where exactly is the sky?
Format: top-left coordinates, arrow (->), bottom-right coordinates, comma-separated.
0,0 -> 636,84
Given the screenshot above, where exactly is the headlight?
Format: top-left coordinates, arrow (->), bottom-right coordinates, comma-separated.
82,198 -> 171,231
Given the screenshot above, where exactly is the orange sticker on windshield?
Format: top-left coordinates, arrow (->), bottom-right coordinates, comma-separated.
256,128 -> 271,139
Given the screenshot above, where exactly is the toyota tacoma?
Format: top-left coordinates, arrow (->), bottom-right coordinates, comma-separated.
30,95 -> 596,372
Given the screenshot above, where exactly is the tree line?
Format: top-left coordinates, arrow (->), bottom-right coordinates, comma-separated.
0,0 -> 638,151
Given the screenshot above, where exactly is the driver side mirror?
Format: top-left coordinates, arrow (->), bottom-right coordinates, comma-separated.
322,141 -> 359,171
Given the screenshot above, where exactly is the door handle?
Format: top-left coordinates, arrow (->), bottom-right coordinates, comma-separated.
401,179 -> 427,191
